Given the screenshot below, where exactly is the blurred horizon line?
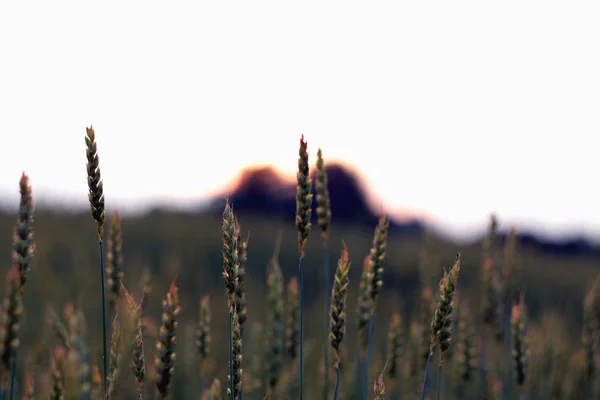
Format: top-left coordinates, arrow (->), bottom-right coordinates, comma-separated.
1,160 -> 600,246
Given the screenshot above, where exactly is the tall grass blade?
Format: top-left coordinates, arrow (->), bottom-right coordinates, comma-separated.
99,240 -> 108,395
323,248 -> 330,400
298,256 -> 305,400
420,352 -> 432,400
363,314 -> 374,400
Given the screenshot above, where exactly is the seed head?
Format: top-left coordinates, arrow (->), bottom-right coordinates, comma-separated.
154,281 -> 180,399
285,277 -> 300,360
13,172 -> 35,289
266,257 -> 284,391
222,200 -> 239,306
369,213 -> 390,306
295,134 -> 313,256
315,148 -> 331,246
511,295 -> 528,389
431,253 -> 461,362
386,312 -> 403,379
85,126 -> 105,238
106,212 -> 124,317
329,244 -> 351,369
197,295 -> 211,361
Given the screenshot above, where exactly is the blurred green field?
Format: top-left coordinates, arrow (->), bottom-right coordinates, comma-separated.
0,207 -> 597,399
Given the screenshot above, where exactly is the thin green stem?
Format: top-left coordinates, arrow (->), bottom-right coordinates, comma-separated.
323,248 -> 330,400
229,310 -> 234,400
99,239 -> 108,396
420,351 -> 432,400
362,314 -> 374,400
323,247 -> 331,400
333,367 -> 340,400
353,344 -> 362,398
298,256 -> 304,400
9,352 -> 16,400
479,329 -> 488,400
436,362 -> 443,400
199,372 -> 204,400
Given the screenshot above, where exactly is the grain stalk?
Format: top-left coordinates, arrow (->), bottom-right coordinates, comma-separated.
235,225 -> 248,339
108,313 -> 121,397
106,213 -> 124,320
420,253 -> 461,400
329,244 -> 350,400
354,256 -> 371,398
85,126 -> 108,396
266,257 -> 284,395
315,148 -> 332,400
386,312 -> 403,399
0,268 -> 23,400
363,213 -> 389,400
295,134 -> 313,400
154,281 -> 180,400
124,284 -> 146,399
9,173 -> 35,400
196,295 -> 211,396
222,200 -> 240,400
511,295 -> 528,399
285,277 -> 300,398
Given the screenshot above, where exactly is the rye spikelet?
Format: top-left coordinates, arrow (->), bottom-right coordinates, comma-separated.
106,213 -> 124,318
431,253 -> 461,362
296,134 -> 313,255
266,257 -> 284,392
454,300 -> 476,397
85,126 -> 105,238
51,347 -> 66,400
197,295 -> 211,363
368,213 -> 390,306
235,229 -> 248,337
229,308 -> 243,399
222,200 -> 239,306
13,172 -> 35,289
330,244 -> 351,369
0,267 -> 23,388
108,313 -> 121,396
315,148 -> 331,245
356,256 -> 373,351
502,227 -> 519,302
64,304 -> 91,400
154,281 -> 180,400
286,277 -> 300,361
387,312 -> 403,381
124,285 -> 145,399
481,215 -> 504,341
511,295 -> 528,392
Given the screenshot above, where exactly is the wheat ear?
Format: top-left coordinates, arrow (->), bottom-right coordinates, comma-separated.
85,126 -> 108,396
329,244 -> 350,400
222,200 -> 239,400
295,134 -> 312,400
421,253 -> 461,400
9,173 -> 35,400
316,148 -> 331,400
363,213 -> 389,400
154,281 -> 180,400
197,295 -> 211,395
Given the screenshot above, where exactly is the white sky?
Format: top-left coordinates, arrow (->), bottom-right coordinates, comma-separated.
1,1 -> 599,241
